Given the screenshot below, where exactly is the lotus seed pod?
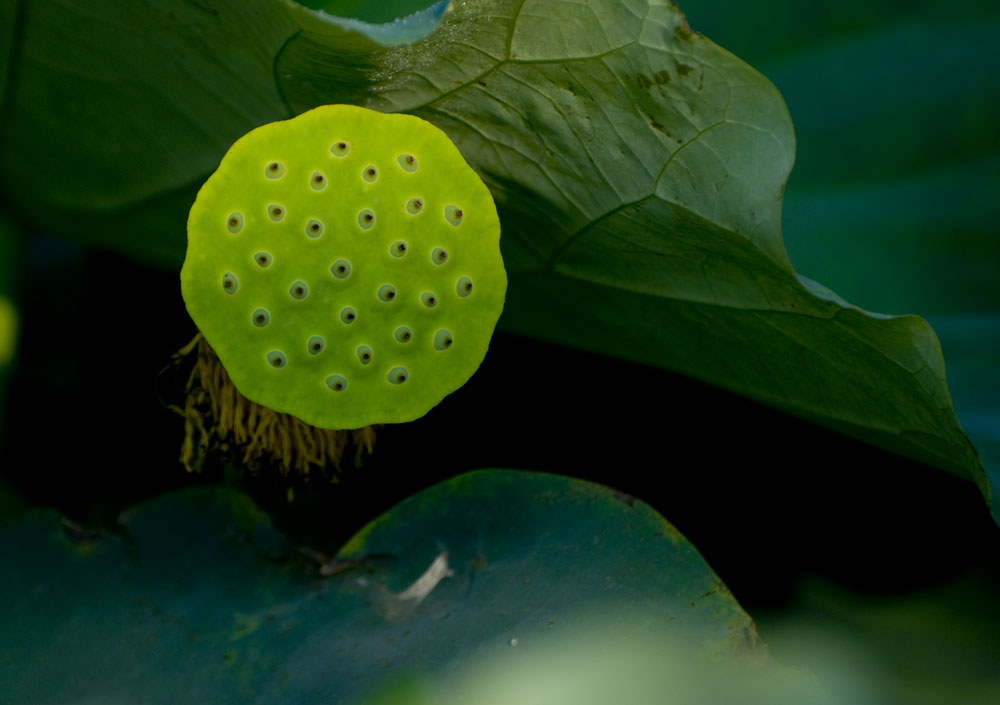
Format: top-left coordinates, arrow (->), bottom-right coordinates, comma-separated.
181,104 -> 506,430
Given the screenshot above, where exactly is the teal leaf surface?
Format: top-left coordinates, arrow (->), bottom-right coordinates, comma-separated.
290,0 -> 449,46
0,470 -> 759,703
0,0 -> 989,512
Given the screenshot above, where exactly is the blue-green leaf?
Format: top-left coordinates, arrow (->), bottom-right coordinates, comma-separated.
0,470 -> 760,703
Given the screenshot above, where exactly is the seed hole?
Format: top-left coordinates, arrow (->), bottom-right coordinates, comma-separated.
226,212 -> 244,234
430,247 -> 449,265
265,161 -> 284,180
387,366 -> 408,385
420,291 -> 437,308
325,374 -> 348,392
395,326 -> 412,343
358,209 -> 375,230
340,306 -> 357,324
306,218 -> 324,238
397,154 -> 418,173
330,259 -> 352,279
267,350 -> 286,368
362,165 -> 378,183
254,251 -> 273,269
356,345 -> 373,365
310,171 -> 327,190
331,141 -> 351,157
221,273 -> 238,294
456,276 -> 473,297
444,205 -> 463,227
434,329 -> 453,351
377,284 -> 396,303
406,197 -> 424,215
307,336 -> 325,355
289,280 -> 309,300
252,308 -> 270,327
268,204 -> 285,222
389,240 -> 408,258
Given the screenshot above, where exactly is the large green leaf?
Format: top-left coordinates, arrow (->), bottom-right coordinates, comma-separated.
0,0 -> 989,511
0,0 -> 448,264
679,0 -> 1000,522
0,470 -> 764,703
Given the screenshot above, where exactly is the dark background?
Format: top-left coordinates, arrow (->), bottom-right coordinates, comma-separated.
0,235 -> 994,614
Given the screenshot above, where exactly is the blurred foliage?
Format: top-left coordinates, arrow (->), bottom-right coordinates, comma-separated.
758,564 -> 1000,705
0,215 -> 21,521
359,614 -> 861,705
0,213 -> 21,448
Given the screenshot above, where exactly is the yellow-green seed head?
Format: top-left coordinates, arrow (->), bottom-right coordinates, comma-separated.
181,105 -> 506,429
